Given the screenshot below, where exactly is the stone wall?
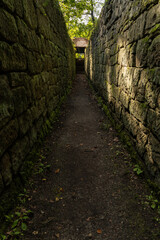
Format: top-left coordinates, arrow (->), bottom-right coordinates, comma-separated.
85,0 -> 160,183
0,0 -> 75,194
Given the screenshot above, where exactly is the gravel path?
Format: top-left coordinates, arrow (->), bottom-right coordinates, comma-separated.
24,74 -> 160,240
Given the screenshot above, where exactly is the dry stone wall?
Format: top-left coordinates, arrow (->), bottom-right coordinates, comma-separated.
85,0 -> 160,183
0,0 -> 75,193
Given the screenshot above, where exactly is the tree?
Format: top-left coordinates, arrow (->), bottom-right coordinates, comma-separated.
58,0 -> 104,38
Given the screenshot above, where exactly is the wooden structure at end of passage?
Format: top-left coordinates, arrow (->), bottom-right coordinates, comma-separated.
72,38 -> 89,54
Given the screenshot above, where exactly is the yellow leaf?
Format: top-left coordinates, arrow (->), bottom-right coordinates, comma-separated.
55,169 -> 60,174
32,231 -> 38,235
55,196 -> 63,202
42,178 -> 46,181
55,233 -> 60,238
97,229 -> 102,234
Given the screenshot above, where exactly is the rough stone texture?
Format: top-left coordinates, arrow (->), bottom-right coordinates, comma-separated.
0,0 -> 75,194
0,154 -> 12,186
85,0 -> 160,183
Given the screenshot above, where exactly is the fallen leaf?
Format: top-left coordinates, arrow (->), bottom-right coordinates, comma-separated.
32,231 -> 38,235
59,187 -> 63,192
55,233 -> 60,238
113,137 -> 119,142
55,197 -> 63,202
97,229 -> 102,234
49,199 -> 54,203
55,169 -> 60,174
66,144 -> 70,148
86,217 -> 92,221
57,226 -> 62,230
42,178 -> 47,181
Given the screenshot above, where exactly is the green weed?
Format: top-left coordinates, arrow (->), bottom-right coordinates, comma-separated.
0,190 -> 32,240
143,191 -> 160,222
35,154 -> 51,175
145,192 -> 160,210
133,164 -> 143,175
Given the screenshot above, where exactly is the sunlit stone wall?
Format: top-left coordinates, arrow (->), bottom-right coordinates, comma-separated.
0,0 -> 75,194
85,0 -> 160,183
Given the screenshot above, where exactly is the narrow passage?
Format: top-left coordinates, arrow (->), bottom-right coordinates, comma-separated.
24,74 -> 159,240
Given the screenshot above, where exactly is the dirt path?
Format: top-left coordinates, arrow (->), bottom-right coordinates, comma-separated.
24,74 -> 159,240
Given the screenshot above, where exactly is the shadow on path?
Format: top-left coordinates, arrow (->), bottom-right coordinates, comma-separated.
24,74 -> 159,240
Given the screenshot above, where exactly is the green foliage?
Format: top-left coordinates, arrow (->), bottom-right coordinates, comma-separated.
75,53 -> 84,58
0,190 -> 32,240
145,192 -> 159,209
143,191 -> 160,222
133,164 -> 144,175
59,0 -> 104,38
35,154 -> 51,175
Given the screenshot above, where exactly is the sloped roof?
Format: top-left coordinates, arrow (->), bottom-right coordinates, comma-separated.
72,38 -> 89,48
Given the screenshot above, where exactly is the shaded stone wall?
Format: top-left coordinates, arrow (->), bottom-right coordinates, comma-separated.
85,0 -> 160,183
0,0 -> 75,193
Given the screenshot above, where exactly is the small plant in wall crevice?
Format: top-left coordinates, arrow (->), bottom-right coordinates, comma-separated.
133,164 -> 143,175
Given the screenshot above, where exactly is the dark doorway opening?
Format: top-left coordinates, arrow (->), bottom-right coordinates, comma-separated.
72,38 -> 88,73
76,58 -> 85,73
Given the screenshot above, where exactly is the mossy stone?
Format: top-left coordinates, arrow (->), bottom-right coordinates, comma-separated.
0,9 -> 18,42
1,0 -> 15,12
0,75 -> 14,129
22,0 -> 37,29
12,87 -> 28,116
10,136 -> 30,175
0,154 -> 12,187
0,174 -> 4,194
136,37 -> 150,67
0,119 -> 18,158
148,35 -> 160,67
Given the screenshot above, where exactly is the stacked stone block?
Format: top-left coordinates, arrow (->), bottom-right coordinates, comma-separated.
0,0 -> 75,193
85,0 -> 160,183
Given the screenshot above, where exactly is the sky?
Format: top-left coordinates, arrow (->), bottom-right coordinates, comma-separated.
81,0 -> 105,23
